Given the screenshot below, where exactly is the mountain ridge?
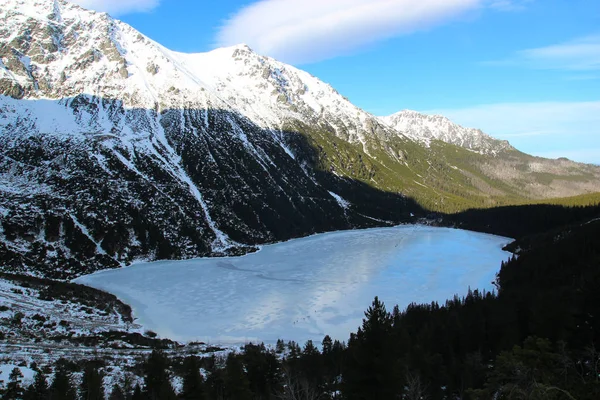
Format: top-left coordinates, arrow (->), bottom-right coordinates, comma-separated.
380,109 -> 513,155
1,0 -> 599,279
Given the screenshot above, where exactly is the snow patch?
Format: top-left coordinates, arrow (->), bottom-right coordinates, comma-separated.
328,191 -> 350,210
0,365 -> 36,388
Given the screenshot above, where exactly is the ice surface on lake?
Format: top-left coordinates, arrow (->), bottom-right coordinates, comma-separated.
75,226 -> 512,344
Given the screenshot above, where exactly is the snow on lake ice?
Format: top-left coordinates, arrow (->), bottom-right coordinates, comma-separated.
75,225 -> 512,345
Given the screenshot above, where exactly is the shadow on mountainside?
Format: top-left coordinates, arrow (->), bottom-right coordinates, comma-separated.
1,96 -> 599,279
0,96 -> 428,279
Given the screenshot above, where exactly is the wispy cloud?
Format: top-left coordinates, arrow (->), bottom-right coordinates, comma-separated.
70,0 -> 160,16
424,101 -> 600,163
216,0 -> 489,65
487,0 -> 532,12
485,35 -> 600,71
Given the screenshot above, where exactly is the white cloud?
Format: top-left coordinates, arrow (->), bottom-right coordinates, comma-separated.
216,0 -> 483,64
486,35 -> 600,71
520,35 -> 600,70
424,101 -> 600,164
70,0 -> 160,16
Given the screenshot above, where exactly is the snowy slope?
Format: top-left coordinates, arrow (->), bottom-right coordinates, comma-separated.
0,0 -> 599,279
0,0 -> 415,278
0,0 -> 392,145
380,110 -> 512,154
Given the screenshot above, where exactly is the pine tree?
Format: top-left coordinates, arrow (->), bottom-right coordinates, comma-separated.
49,364 -> 76,400
143,350 -> 174,400
179,356 -> 205,400
80,363 -> 105,400
322,335 -> 333,355
343,296 -> 397,400
242,343 -> 281,398
108,384 -> 126,400
131,384 -> 144,400
158,382 -> 177,400
276,339 -> 285,354
24,371 -> 49,400
223,353 -> 252,400
322,335 -> 339,396
120,374 -> 134,400
300,340 -> 323,391
4,367 -> 24,400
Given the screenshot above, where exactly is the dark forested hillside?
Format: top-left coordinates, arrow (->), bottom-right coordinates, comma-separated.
445,202 -> 600,239
7,206 -> 598,400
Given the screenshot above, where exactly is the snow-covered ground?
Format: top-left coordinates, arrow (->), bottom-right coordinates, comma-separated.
75,226 -> 512,345
0,364 -> 35,387
0,277 -> 141,343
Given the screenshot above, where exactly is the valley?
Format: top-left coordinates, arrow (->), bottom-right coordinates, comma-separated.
0,0 -> 599,398
0,0 -> 599,281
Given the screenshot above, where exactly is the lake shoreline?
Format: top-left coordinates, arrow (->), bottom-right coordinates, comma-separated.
74,226 -> 513,345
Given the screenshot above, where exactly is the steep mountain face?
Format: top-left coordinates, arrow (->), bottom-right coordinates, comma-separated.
1,0 -> 599,279
380,110 -> 512,155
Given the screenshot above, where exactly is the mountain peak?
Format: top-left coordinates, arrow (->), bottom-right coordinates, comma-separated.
380,109 -> 512,155
231,43 -> 253,52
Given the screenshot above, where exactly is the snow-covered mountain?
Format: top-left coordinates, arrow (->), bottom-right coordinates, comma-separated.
0,0 -> 392,145
380,110 -> 512,155
0,0 -> 410,278
1,0 -> 599,279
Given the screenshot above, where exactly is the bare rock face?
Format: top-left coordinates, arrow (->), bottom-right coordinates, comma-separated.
0,0 -> 599,279
380,110 -> 512,155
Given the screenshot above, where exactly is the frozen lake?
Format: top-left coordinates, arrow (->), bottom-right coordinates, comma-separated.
75,225 -> 512,344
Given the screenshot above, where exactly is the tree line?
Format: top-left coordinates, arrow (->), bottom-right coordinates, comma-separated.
3,204 -> 600,399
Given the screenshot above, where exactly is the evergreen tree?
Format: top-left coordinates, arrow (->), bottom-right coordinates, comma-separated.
179,356 -> 205,400
108,384 -> 126,400
204,367 -> 225,400
300,340 -> 323,391
131,384 -> 144,400
276,339 -> 285,354
49,364 -> 76,400
223,353 -> 252,400
80,363 -> 105,400
285,341 -> 302,375
322,335 -> 333,355
287,341 -> 301,359
158,382 -> 177,400
242,343 -> 281,399
24,371 -> 49,400
472,337 -> 581,400
143,350 -> 174,400
344,296 -> 397,400
4,367 -> 24,400
322,335 -> 344,396
120,374 -> 134,400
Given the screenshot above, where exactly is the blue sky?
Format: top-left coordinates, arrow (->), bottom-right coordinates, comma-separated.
73,0 -> 600,164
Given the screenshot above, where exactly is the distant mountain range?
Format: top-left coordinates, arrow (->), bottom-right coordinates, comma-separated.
1,0 -> 599,278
